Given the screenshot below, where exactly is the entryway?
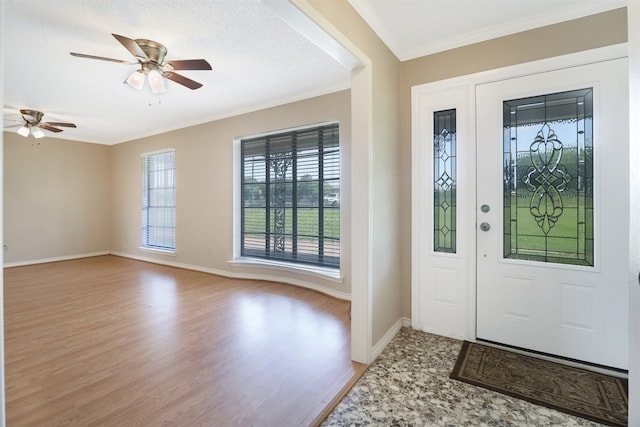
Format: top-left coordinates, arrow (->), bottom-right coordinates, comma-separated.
412,47 -> 629,370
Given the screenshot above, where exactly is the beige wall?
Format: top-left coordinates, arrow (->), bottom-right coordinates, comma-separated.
3,133 -> 112,263
306,0 -> 403,352
397,8 -> 629,318
4,92 -> 350,295
110,90 -> 351,295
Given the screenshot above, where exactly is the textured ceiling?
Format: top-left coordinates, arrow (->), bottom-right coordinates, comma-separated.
2,0 -> 352,144
3,0 -> 627,145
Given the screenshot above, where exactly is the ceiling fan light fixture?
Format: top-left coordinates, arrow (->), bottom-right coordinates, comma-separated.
148,69 -> 166,94
17,125 -> 30,137
126,70 -> 145,90
72,34 -> 211,92
31,127 -> 45,139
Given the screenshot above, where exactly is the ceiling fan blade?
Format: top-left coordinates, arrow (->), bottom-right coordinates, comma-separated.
39,124 -> 63,133
163,72 -> 203,90
45,122 -> 77,128
70,52 -> 133,64
165,59 -> 212,70
112,33 -> 148,60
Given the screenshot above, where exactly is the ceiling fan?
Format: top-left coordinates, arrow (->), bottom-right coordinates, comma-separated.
8,109 -> 77,139
70,34 -> 212,92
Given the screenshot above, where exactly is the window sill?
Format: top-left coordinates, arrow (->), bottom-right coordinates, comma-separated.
139,247 -> 176,256
228,257 -> 343,283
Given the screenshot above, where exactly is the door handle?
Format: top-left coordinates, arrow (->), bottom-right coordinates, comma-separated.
480,222 -> 491,232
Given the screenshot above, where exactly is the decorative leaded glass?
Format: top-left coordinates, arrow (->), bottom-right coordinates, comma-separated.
503,88 -> 593,266
434,109 -> 457,253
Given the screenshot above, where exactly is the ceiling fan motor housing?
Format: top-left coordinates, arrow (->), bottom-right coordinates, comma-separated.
20,109 -> 43,125
136,39 -> 167,65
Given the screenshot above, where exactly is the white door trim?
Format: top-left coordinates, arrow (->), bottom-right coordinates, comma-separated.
411,43 -> 628,341
626,2 -> 640,422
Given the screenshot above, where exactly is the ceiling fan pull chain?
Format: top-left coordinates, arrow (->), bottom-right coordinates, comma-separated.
148,94 -> 162,107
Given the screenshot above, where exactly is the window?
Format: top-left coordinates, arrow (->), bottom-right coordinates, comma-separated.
240,123 -> 340,268
503,88 -> 593,266
141,149 -> 176,252
433,109 -> 457,253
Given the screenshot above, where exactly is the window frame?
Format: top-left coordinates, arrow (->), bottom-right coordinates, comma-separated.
234,122 -> 341,271
433,108 -> 457,254
140,148 -> 177,253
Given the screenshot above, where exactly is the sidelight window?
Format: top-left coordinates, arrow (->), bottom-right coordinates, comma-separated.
433,109 -> 457,253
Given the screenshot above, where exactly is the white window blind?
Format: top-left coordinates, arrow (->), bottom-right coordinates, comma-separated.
141,149 -> 176,251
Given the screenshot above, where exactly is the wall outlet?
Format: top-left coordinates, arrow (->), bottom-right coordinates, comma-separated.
3,244 -> 8,252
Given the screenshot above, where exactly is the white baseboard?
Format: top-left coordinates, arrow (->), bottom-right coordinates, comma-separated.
110,251 -> 351,301
3,251 -> 110,268
371,317 -> 411,361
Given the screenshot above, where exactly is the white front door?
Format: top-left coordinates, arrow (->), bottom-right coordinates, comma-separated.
476,58 -> 629,369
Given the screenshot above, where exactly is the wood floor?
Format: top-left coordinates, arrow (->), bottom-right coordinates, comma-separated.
4,255 -> 365,426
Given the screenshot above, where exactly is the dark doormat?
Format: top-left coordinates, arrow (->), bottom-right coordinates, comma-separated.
450,341 -> 628,426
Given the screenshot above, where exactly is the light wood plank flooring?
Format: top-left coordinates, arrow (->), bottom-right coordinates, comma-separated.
4,255 -> 364,426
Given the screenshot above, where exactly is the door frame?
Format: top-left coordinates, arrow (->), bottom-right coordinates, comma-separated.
411,43 -> 628,342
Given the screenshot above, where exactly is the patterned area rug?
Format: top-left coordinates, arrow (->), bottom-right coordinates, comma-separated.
450,341 -> 628,427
